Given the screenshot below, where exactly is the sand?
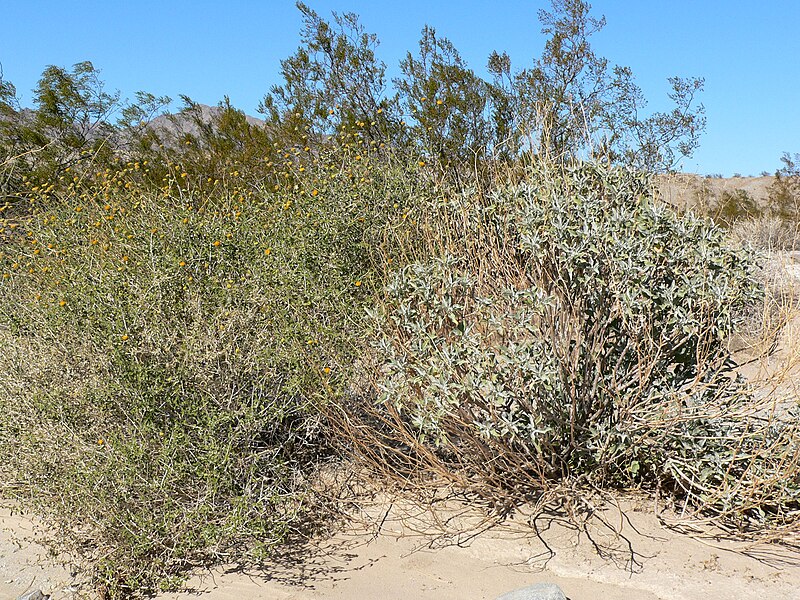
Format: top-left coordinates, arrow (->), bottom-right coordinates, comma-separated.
4,497 -> 800,600
0,506 -> 80,599
154,498 -> 800,600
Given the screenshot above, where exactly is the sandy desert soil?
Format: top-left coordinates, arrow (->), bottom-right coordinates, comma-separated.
3,496 -> 800,600
0,506 -> 81,599
152,497 -> 800,600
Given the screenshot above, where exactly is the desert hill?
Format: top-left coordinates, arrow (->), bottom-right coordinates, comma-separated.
656,173 -> 773,212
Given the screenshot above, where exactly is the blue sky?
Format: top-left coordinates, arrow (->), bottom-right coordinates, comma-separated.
2,1 -> 798,176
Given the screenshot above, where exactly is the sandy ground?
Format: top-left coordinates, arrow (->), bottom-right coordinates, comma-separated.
154,498 -> 800,600
3,497 -> 800,600
0,506 -> 81,599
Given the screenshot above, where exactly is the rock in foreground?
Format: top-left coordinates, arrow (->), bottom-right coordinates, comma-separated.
495,582 -> 568,600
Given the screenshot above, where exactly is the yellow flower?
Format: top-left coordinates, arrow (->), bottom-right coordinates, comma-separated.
323,367 -> 331,375
121,334 -> 129,341
311,189 -> 319,197
354,280 -> 362,287
179,260 -> 186,267
59,300 -> 66,307
264,248 -> 271,256
213,240 -> 221,247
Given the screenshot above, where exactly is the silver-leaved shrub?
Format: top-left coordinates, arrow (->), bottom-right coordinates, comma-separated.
373,163 -> 766,491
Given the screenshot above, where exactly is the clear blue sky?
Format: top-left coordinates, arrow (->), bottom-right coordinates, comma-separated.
2,1 -> 798,176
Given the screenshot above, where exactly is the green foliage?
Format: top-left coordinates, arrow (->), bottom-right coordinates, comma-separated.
0,70 -> 22,198
32,61 -> 119,152
616,75 -> 706,172
260,2 -> 399,146
160,95 -> 277,183
116,90 -> 172,155
496,0 -> 705,171
0,3 -> 788,597
0,67 -> 19,117
1,0 -> 709,209
397,26 -> 491,176
512,0 -> 615,158
26,62 -> 118,175
0,143 -> 420,594
714,188 -> 762,226
768,152 -> 800,219
0,62 -> 144,205
259,0 -> 705,177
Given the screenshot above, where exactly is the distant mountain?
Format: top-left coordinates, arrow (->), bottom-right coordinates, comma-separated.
146,104 -> 267,140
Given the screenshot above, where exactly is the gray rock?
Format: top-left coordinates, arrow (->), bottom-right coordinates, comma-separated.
17,589 -> 49,600
495,582 -> 567,600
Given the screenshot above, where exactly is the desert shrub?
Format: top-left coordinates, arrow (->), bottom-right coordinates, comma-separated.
713,188 -> 761,227
0,142 -> 426,595
359,163 -> 800,529
769,152 -> 800,220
